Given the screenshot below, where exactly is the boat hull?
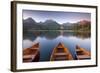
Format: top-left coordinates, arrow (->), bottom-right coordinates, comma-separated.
50,43 -> 73,61
23,43 -> 40,62
75,45 -> 91,60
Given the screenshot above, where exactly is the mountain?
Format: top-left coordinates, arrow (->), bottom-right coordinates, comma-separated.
43,19 -> 60,29
23,18 -> 36,29
23,18 -> 36,26
62,22 -> 72,26
61,22 -> 74,30
24,18 -> 36,23
75,20 -> 91,31
23,18 -> 60,30
23,18 -> 91,31
77,20 -> 91,25
43,19 -> 58,25
23,18 -> 41,30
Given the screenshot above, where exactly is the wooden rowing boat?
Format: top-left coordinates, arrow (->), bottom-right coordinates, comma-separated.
23,43 -> 40,62
50,43 -> 73,61
75,45 -> 91,60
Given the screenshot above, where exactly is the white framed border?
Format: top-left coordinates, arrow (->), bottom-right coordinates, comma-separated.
11,1 -> 97,71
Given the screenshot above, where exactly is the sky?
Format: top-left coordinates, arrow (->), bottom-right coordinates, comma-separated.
23,10 -> 91,24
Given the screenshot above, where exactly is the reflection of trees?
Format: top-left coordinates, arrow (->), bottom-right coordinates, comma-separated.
62,31 -> 91,39
23,32 -> 37,41
74,32 -> 91,39
23,30 -> 91,41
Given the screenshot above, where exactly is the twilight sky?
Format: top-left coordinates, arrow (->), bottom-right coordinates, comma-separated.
23,10 -> 91,24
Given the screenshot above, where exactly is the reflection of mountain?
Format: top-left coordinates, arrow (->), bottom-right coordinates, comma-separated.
74,32 -> 91,39
23,31 -> 37,41
23,18 -> 91,31
43,31 -> 60,39
23,31 -> 90,41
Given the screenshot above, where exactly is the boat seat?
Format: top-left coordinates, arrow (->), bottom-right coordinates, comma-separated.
31,48 -> 39,50
23,55 -> 36,59
23,48 -> 38,55
77,55 -> 90,59
54,56 -> 67,60
76,49 -> 82,52
54,53 -> 68,56
23,55 -> 37,62
23,59 -> 33,62
76,51 -> 84,55
56,48 -> 65,52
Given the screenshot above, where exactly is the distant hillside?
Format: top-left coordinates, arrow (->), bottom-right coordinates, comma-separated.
74,20 -> 91,31
23,18 -> 91,31
23,18 -> 60,30
23,18 -> 38,30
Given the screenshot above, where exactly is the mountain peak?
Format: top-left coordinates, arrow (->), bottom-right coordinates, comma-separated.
43,19 -> 59,25
44,19 -> 56,23
24,17 -> 36,23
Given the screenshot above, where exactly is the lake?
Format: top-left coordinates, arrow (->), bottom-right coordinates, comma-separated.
23,30 -> 91,61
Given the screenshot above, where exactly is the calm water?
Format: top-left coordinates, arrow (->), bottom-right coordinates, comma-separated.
23,30 -> 91,61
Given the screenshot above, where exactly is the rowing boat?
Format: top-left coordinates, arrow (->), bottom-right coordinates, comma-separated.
23,43 -> 40,62
75,45 -> 91,60
50,43 -> 73,61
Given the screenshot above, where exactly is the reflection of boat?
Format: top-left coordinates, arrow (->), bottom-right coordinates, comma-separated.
75,45 -> 91,60
50,43 -> 73,61
23,43 -> 40,62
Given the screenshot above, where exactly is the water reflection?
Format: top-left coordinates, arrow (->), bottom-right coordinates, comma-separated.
23,30 -> 91,61
23,30 -> 90,40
